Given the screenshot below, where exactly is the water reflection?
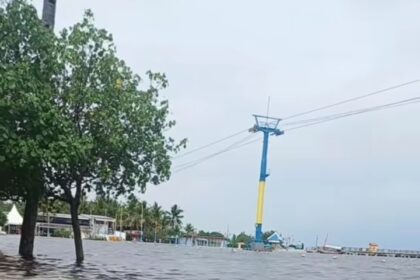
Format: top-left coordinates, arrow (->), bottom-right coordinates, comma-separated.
0,255 -> 39,278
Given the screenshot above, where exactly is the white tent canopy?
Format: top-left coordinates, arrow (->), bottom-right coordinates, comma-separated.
6,204 -> 23,226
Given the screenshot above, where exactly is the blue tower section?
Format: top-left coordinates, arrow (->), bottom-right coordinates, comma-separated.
252,115 -> 283,245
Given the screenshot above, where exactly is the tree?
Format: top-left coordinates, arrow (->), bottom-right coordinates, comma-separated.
150,202 -> 164,243
209,231 -> 224,238
43,11 -> 185,262
230,232 -> 252,247
124,196 -> 143,230
184,223 -> 195,237
46,199 -> 69,214
138,200 -> 148,239
0,211 -> 7,228
0,202 -> 10,213
0,0 -> 62,259
196,230 -> 225,239
91,197 -> 120,218
169,204 -> 184,235
229,234 -> 237,247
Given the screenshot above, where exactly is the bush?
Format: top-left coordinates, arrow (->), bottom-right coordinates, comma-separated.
88,235 -> 107,241
52,229 -> 72,238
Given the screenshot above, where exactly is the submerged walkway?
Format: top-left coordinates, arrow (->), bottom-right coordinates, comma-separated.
342,247 -> 420,258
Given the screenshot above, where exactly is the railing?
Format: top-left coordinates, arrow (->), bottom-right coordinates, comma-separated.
36,223 -> 91,230
342,247 -> 420,256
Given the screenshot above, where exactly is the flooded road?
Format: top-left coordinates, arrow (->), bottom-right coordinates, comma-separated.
0,235 -> 419,279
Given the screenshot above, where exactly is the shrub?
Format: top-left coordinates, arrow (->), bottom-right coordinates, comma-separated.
52,229 -> 72,238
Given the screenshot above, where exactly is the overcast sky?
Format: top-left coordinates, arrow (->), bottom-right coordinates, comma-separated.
33,0 -> 420,249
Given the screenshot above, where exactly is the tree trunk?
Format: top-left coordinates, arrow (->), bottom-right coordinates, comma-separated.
154,224 -> 157,243
70,201 -> 84,263
19,189 -> 40,259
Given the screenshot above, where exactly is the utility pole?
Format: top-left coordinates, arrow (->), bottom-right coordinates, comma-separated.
251,114 -> 283,249
140,201 -> 144,242
42,0 -> 57,30
46,199 -> 50,237
42,0 -> 56,238
120,207 -> 123,232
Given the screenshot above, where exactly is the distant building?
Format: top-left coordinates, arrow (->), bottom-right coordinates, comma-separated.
266,232 -> 284,247
368,242 -> 379,256
36,212 -> 115,238
179,235 -> 228,247
236,242 -> 246,249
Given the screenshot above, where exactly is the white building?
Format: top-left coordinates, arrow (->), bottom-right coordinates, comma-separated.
4,204 -> 23,234
36,212 -> 115,238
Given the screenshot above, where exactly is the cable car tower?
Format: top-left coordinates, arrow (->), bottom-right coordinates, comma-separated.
250,114 -> 283,248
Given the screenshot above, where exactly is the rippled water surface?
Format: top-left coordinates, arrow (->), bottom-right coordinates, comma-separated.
0,235 -> 419,279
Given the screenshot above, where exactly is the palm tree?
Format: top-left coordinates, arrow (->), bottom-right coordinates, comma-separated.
169,204 -> 184,233
139,201 -> 147,240
125,198 -> 142,230
160,211 -> 171,242
150,202 -> 163,243
123,206 -> 137,230
184,223 -> 195,237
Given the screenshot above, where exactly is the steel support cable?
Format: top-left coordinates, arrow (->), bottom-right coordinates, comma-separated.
173,133 -> 256,169
172,81 -> 420,162
173,98 -> 420,173
173,138 -> 260,173
281,79 -> 420,121
170,97 -> 420,174
284,98 -> 420,132
172,128 -> 249,160
285,99 -> 420,131
282,97 -> 420,127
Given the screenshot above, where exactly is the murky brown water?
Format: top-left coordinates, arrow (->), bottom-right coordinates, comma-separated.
0,235 -> 419,279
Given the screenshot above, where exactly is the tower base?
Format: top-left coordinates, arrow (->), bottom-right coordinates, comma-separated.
251,242 -> 265,251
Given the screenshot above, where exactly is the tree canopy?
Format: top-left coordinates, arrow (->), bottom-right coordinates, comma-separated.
0,211 -> 7,227
229,232 -> 253,248
0,0 -> 60,201
0,0 -> 64,259
1,1 -> 185,262
44,10 -> 185,206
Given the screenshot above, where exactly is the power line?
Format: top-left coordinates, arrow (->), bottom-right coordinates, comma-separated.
173,134 -> 256,169
172,128 -> 249,160
171,97 -> 420,174
282,79 -> 420,121
172,80 -> 420,162
170,81 -> 420,174
284,97 -> 420,132
172,134 -> 259,173
173,138 -> 259,173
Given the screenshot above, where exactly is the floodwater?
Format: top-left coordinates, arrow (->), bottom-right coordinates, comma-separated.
0,236 -> 419,280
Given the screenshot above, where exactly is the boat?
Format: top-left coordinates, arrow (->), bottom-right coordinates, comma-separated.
312,234 -> 343,254
317,245 -> 343,254
305,248 -> 317,253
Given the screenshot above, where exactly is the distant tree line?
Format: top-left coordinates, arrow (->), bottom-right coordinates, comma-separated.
45,195 -> 187,243
0,199 -> 229,245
